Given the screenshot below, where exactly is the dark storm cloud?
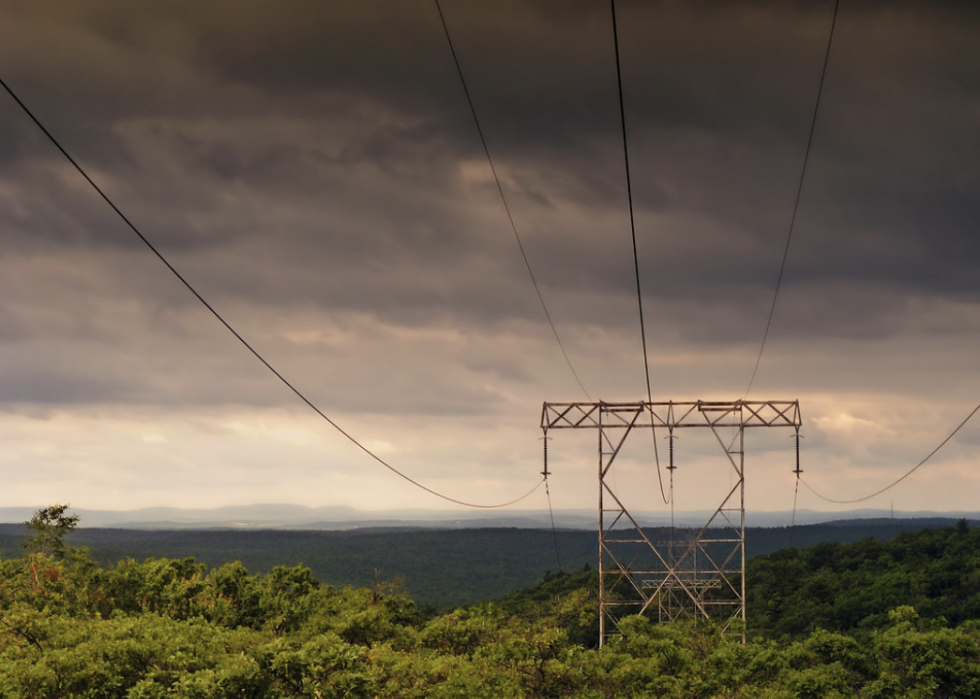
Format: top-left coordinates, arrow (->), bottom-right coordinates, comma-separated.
2,0 -> 978,351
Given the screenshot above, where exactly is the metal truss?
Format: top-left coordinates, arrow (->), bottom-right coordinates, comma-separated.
541,400 -> 802,645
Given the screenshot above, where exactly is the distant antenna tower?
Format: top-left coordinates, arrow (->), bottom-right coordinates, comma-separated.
541,400 -> 802,645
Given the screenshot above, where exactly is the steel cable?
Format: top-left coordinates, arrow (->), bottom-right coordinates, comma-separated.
744,0 -> 841,397
0,75 -> 545,511
610,0 -> 668,504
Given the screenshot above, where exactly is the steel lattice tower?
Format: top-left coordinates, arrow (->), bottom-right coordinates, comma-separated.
541,399 -> 802,644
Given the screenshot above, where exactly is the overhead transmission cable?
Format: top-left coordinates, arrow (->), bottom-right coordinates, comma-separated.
542,431 -> 563,572
610,0 -> 669,505
755,0 -> 978,512
744,0 -> 841,397
789,475 -> 801,547
0,75 -> 544,511
434,0 -> 591,402
801,401 -> 980,505
789,428 -> 803,548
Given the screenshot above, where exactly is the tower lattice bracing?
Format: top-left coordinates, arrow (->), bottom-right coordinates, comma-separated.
541,400 -> 802,645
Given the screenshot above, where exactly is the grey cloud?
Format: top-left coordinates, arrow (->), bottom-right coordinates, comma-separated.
2,0 -> 978,397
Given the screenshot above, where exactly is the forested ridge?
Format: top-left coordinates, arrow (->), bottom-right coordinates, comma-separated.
1,517 -> 971,609
1,511 -> 979,697
748,521 -> 980,640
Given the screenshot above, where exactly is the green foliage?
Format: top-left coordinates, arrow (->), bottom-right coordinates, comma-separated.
747,523 -> 980,640
494,566 -> 600,647
0,522 -> 979,697
3,518 -> 968,611
865,607 -> 980,698
22,504 -> 81,560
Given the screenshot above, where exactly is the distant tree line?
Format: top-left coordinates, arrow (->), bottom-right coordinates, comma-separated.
1,515 -> 968,610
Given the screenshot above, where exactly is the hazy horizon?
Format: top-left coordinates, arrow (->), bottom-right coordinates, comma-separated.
4,503 -> 979,532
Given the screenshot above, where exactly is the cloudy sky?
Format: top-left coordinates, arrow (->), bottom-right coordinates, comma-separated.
1,0 -> 978,518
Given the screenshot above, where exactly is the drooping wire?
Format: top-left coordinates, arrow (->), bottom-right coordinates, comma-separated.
789,427 -> 802,547
744,0 -> 842,397
542,430 -> 563,572
789,477 -> 801,548
801,401 -> 980,505
433,0 -> 591,402
0,75 -> 545,511
610,0 -> 667,504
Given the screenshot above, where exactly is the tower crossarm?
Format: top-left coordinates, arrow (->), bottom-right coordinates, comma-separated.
541,400 -> 800,430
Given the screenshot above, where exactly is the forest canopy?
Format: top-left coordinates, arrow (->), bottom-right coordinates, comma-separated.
0,508 -> 978,698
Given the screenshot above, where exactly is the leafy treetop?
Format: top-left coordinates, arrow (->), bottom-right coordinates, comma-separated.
23,503 -> 80,560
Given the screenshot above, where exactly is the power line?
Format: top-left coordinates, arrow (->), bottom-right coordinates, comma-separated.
789,428 -> 803,547
433,0 -> 591,402
801,401 -> 980,505
544,478 -> 562,572
610,0 -> 667,504
542,432 -> 563,572
0,75 -> 545,511
744,0 -> 841,397
789,475 -> 801,548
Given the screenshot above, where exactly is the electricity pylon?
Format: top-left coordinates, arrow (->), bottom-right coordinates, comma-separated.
541,400 -> 802,645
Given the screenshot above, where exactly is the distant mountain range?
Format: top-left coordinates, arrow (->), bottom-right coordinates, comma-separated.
2,504 -> 977,531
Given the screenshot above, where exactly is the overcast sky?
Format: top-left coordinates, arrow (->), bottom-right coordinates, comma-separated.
1,0 -> 978,518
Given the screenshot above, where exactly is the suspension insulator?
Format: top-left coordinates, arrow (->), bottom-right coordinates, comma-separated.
541,430 -> 549,478
668,431 -> 676,471
794,427 -> 802,476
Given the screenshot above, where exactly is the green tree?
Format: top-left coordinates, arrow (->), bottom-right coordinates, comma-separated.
23,503 -> 81,560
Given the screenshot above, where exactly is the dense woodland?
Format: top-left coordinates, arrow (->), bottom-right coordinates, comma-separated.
1,508 -> 979,697
0,517 -> 970,609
